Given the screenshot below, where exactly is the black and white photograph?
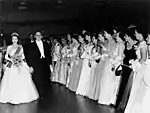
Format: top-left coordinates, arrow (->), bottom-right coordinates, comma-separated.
0,0 -> 149,113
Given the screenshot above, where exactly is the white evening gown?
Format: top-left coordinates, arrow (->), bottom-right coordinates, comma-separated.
0,45 -> 39,104
76,44 -> 93,96
134,59 -> 150,113
98,41 -> 120,105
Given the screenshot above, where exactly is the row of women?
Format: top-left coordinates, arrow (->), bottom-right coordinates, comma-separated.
51,26 -> 150,113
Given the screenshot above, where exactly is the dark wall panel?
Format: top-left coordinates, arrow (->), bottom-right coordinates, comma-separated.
0,0 -> 149,37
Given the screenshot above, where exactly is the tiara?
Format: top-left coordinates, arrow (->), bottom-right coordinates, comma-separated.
11,32 -> 19,37
128,25 -> 136,29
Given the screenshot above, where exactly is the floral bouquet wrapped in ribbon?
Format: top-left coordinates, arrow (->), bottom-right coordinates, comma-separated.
12,55 -> 23,67
130,59 -> 141,72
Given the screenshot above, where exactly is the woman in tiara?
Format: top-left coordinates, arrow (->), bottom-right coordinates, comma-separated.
0,32 -> 39,104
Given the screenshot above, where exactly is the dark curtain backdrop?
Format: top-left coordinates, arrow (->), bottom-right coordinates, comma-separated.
0,0 -> 149,40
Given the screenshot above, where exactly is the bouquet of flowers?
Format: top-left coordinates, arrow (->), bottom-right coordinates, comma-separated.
130,59 -> 141,72
12,55 -> 23,67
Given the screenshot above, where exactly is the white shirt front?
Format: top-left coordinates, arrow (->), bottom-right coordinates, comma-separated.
36,40 -> 45,58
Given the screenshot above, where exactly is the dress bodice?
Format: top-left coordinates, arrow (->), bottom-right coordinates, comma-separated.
107,40 -> 117,58
92,46 -> 99,56
116,43 -> 125,58
81,43 -> 93,59
52,43 -> 61,60
85,44 -> 93,55
66,44 -> 72,55
9,47 -> 21,56
123,45 -> 137,66
109,42 -> 125,66
54,43 -> 60,54
91,46 -> 101,61
72,46 -> 78,55
113,44 -> 119,57
6,45 -> 25,60
136,41 -> 147,60
92,47 -> 97,54
68,45 -> 79,58
61,45 -> 67,58
61,46 -> 67,53
79,44 -> 85,57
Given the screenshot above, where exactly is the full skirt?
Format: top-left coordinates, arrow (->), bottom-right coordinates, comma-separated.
68,59 -> 83,92
98,57 -> 121,105
0,62 -> 39,104
124,64 -> 147,113
76,59 -> 91,96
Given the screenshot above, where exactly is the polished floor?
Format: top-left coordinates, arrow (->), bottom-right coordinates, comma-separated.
0,82 -> 123,113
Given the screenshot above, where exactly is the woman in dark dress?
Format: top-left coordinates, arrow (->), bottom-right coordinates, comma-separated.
116,32 -> 137,110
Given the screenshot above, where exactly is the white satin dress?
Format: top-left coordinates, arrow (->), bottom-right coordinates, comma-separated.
0,45 -> 39,104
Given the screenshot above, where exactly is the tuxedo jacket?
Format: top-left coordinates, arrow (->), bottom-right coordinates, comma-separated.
24,40 -> 51,68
